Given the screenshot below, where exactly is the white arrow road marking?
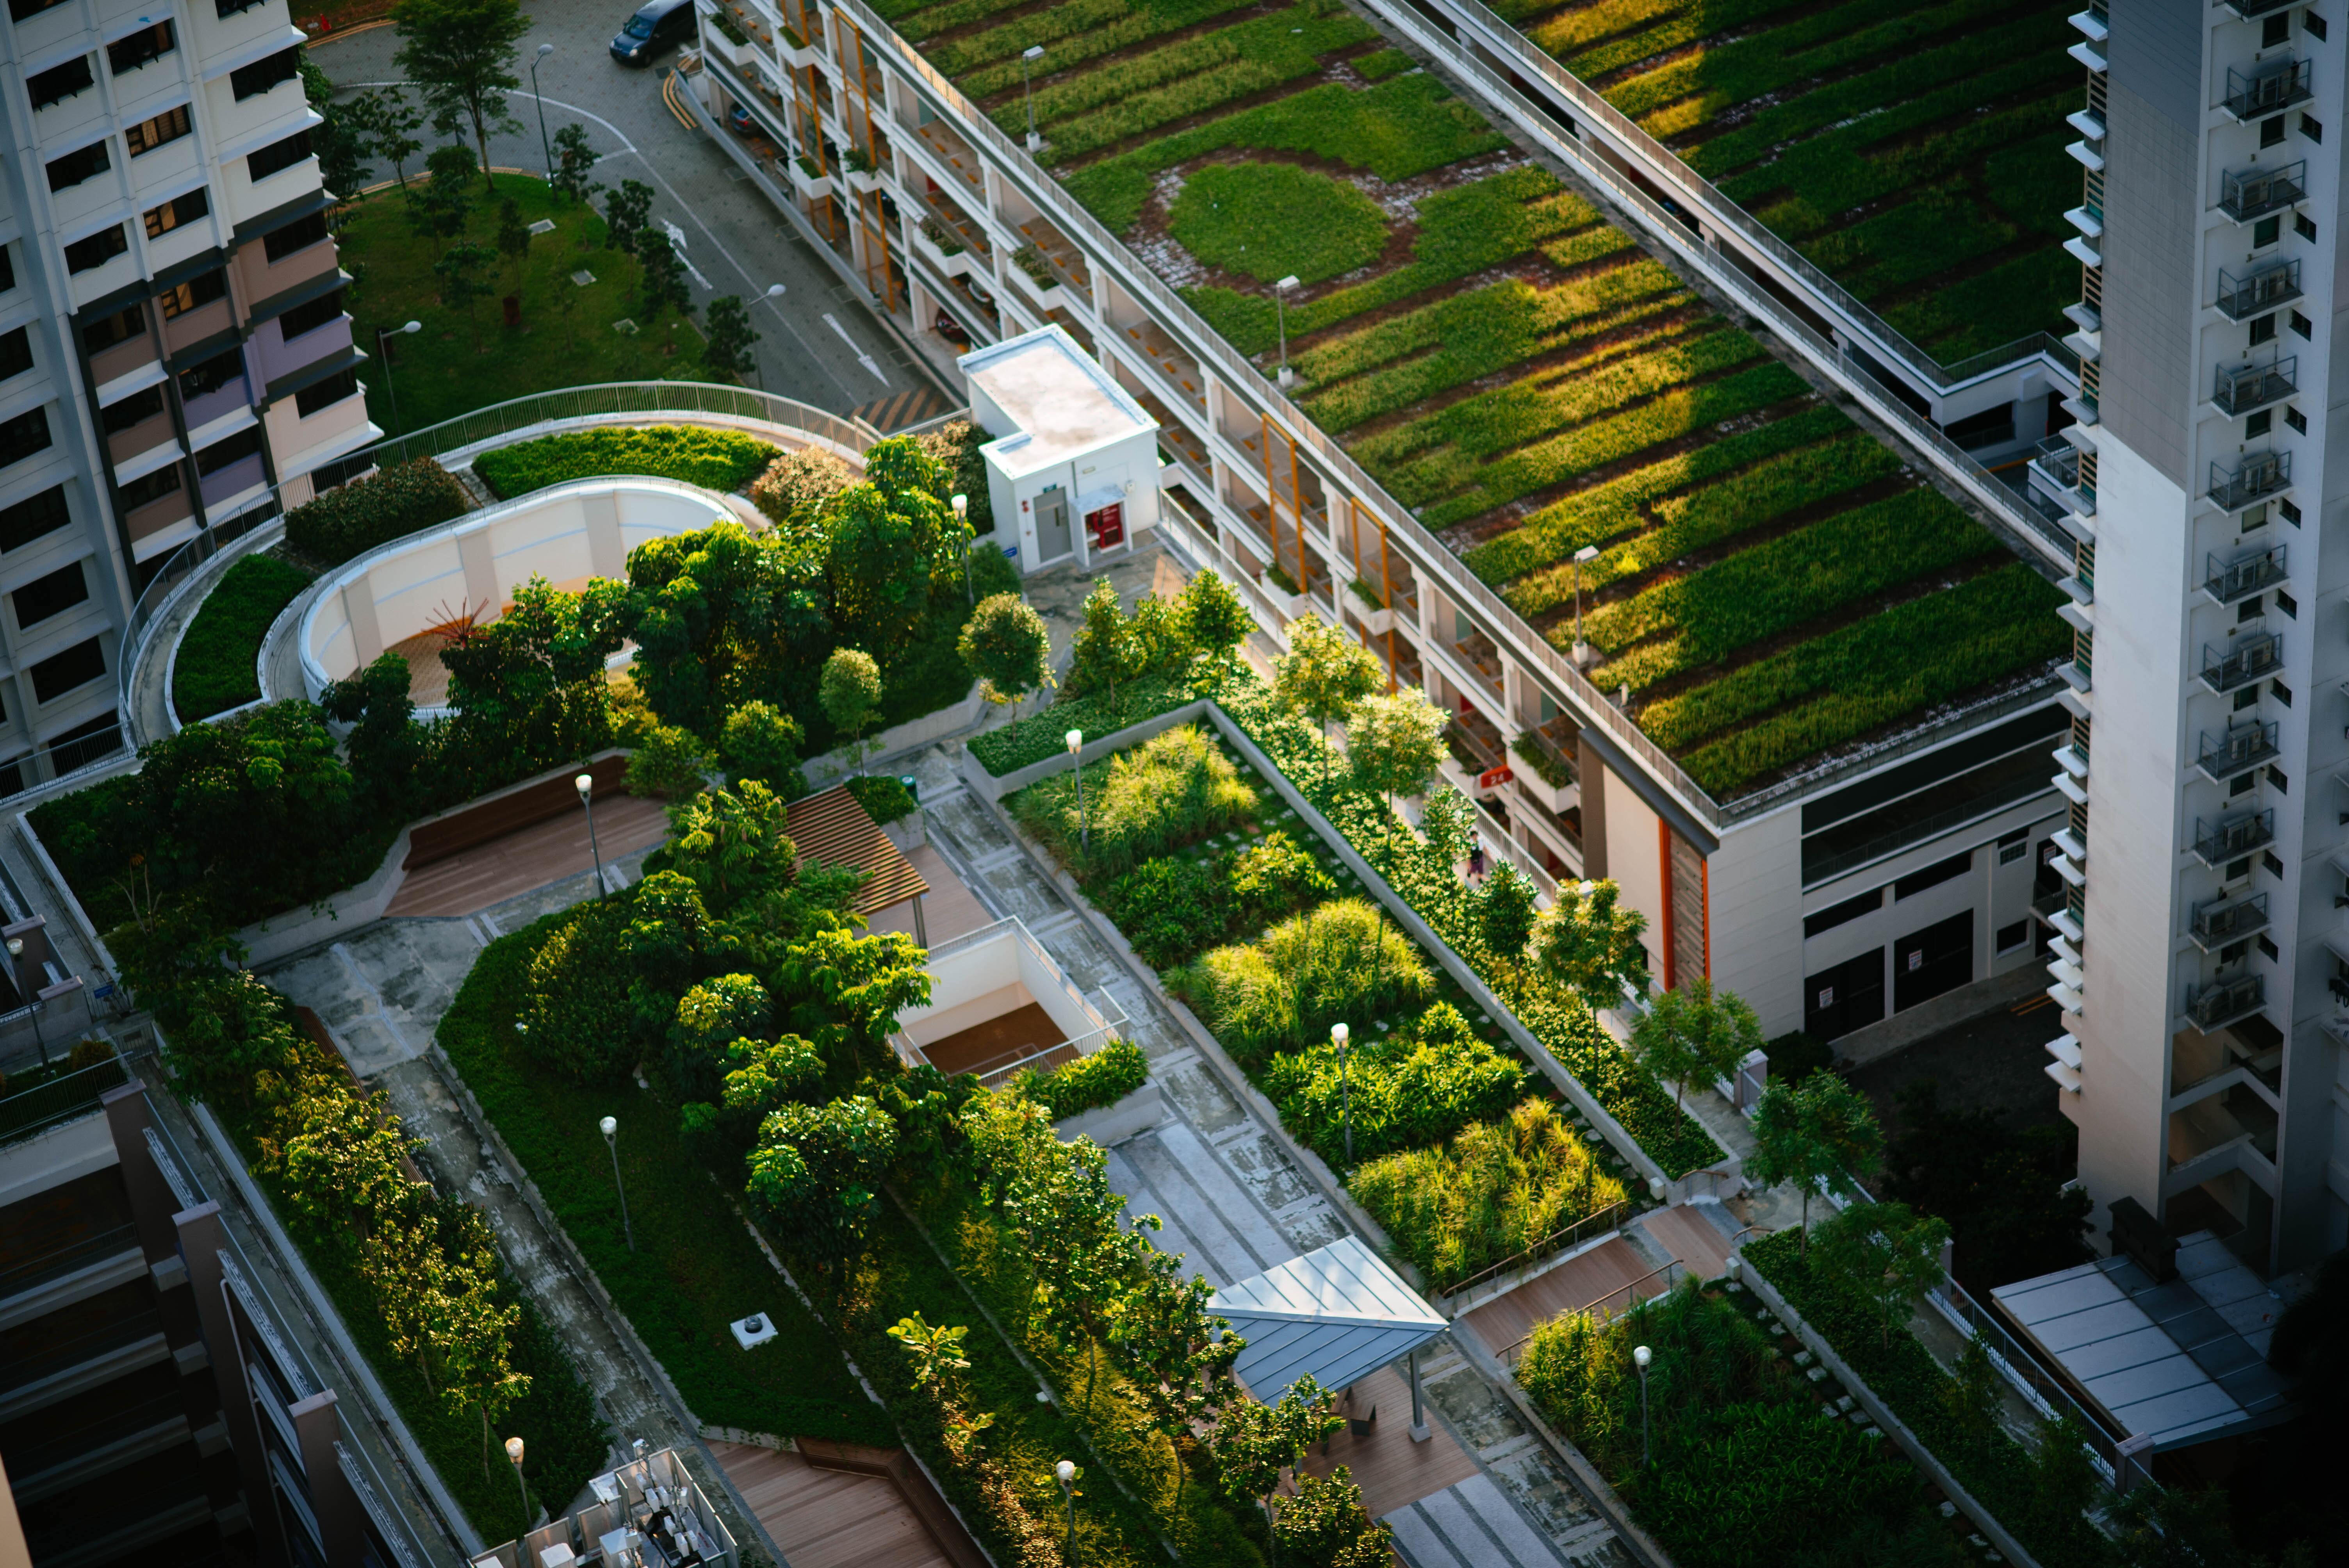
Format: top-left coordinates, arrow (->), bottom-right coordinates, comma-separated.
824,312 -> 891,387
661,219 -> 713,290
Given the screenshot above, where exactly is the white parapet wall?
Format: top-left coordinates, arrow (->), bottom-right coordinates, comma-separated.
298,478 -> 740,696
894,917 -> 1124,1073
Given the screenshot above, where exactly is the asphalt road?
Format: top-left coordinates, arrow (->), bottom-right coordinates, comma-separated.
312,0 -> 942,419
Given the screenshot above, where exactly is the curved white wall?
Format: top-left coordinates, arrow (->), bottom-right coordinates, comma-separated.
301,478 -> 737,697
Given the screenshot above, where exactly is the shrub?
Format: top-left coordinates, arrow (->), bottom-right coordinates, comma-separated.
173,554 -> 315,721
749,447 -> 855,524
517,898 -> 637,1083
1013,725 -> 1255,877
1176,898 -> 1432,1066
1010,1036 -> 1149,1120
968,671 -> 1196,774
1349,1097 -> 1625,1291
284,456 -> 470,566
845,773 -> 916,824
1101,855 -> 1229,968
474,426 -> 779,499
1263,1003 -> 1525,1165
1224,829 -> 1335,935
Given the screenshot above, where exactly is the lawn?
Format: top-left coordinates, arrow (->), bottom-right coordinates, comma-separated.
337,173 -> 716,437
171,553 -> 315,722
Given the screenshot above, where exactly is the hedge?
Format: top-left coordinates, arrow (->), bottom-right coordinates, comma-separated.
172,554 -> 314,721
968,670 -> 1196,774
473,426 -> 779,500
285,456 -> 471,567
1008,1035 -> 1149,1119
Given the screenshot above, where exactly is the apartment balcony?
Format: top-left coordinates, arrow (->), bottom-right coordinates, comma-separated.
2198,631 -> 2283,695
2027,435 -> 2089,520
2184,972 -> 2265,1033
913,217 -> 974,278
2212,354 -> 2296,416
2203,543 -> 2287,605
2168,1081 -> 2279,1174
1010,212 -> 1089,296
1452,624 -> 1507,704
2222,0 -> 2296,16
2196,720 -> 2280,782
2189,891 -> 2270,951
1042,305 -> 1094,354
2209,449 -> 2290,511
2224,58 -> 2312,122
1118,319 -> 1207,414
1446,712 -> 1506,780
910,117 -> 986,198
2173,1012 -> 2284,1096
2193,808 -> 2276,868
1510,719 -> 1580,815
2219,161 -> 2306,223
1007,246 -> 1072,313
198,449 -> 265,512
2215,260 -> 2301,321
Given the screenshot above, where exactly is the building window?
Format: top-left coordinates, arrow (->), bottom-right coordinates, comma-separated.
12,561 -> 87,629
2281,497 -> 2303,525
62,225 -> 128,274
194,426 -> 262,479
143,186 -> 209,240
45,139 -> 110,192
123,104 -> 191,156
2297,213 -> 2319,242
248,130 -> 313,181
2263,11 -> 2292,43
0,247 -> 14,295
2286,405 -> 2307,433
99,384 -> 164,435
2268,764 -> 2290,792
262,211 -> 329,264
2262,114 -> 2287,148
0,486 -> 70,552
29,638 -> 105,704
216,0 -> 265,14
2310,10 -> 2330,37
106,20 -> 175,75
7,0 -> 71,21
2277,589 -> 2298,617
158,268 -> 227,319
178,347 -> 244,401
228,47 -> 299,101
2272,679 -> 2293,706
118,464 -> 182,510
2255,215 -> 2282,248
277,288 -> 346,341
2234,685 -> 2259,711
1996,919 -> 2029,953
2304,113 -> 2324,143
80,303 -> 144,354
2292,310 -> 2313,338
0,328 -> 30,383
0,409 -> 52,470
294,366 -> 358,418
2246,409 -> 2272,437
26,55 -> 94,111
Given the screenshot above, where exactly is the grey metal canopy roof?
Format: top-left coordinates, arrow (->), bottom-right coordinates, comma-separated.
1216,1237 -> 1447,1400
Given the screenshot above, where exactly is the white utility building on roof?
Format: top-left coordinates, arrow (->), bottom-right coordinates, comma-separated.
961,326 -> 1162,575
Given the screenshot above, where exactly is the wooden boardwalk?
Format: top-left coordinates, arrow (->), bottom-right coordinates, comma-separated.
1298,1365 -> 1478,1519
1639,1203 -> 1732,1282
868,843 -> 993,946
1456,1237 -> 1661,1361
710,1441 -> 950,1568
384,792 -> 668,918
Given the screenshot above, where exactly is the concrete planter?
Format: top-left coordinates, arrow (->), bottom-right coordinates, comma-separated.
880,808 -> 926,855
1007,260 -> 1066,313
1052,1082 -> 1167,1147
790,162 -> 836,201
1515,763 -> 1577,817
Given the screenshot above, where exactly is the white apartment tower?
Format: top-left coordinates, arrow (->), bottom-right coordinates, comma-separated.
0,0 -> 375,789
2058,0 -> 2349,1271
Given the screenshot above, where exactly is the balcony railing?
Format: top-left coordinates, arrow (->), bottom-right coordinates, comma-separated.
2190,891 -> 2270,948
2220,161 -> 2306,222
2199,631 -> 2283,693
2223,0 -> 2296,16
2209,449 -> 2290,510
2185,972 -> 2265,1032
2204,544 -> 2286,604
2215,260 -> 2301,320
2224,58 -> 2313,120
2196,720 -> 2281,781
2194,808 -> 2275,866
2213,354 -> 2296,415
2030,437 -> 2080,490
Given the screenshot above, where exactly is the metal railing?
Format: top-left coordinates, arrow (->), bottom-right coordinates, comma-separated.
2186,971 -> 2265,1031
0,1052 -> 129,1148
2199,631 -> 2283,693
2189,890 -> 2270,946
2224,57 -> 2312,119
2192,808 -> 2274,865
2209,449 -> 2290,510
829,0 -> 2076,835
1501,1258 -> 1688,1364
2219,161 -> 2306,221
1925,1272 -> 2128,1480
2213,354 -> 2296,415
1438,1199 -> 1629,1309
2196,720 -> 2280,779
2205,544 -> 2287,602
2215,259 -> 2301,319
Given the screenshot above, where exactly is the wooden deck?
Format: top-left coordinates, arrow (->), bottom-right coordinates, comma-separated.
384,791 -> 669,918
1455,1237 -> 1661,1361
1298,1365 -> 1478,1519
1639,1203 -> 1732,1282
868,843 -> 993,946
711,1441 -> 950,1568
920,1001 -> 1065,1078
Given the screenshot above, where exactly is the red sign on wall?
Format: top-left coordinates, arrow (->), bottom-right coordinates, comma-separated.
1478,765 -> 1513,791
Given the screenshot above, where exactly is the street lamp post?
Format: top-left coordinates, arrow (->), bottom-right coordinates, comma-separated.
6,937 -> 44,1066
600,1115 -> 634,1251
952,494 -> 973,604
1066,730 -> 1089,850
576,772 -> 605,898
374,321 -> 422,437
1274,275 -> 1300,387
1021,46 -> 1045,151
1054,1459 -> 1077,1563
1331,1021 -> 1352,1164
748,283 -> 787,392
504,1435 -> 528,1524
530,44 -> 555,182
1570,543 -> 1599,667
1633,1344 -> 1652,1466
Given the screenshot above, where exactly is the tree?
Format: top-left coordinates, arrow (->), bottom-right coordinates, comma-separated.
1941,1330 -> 2004,1457
719,700 -> 806,796
625,520 -> 829,739
1881,1080 -> 2091,1294
1346,688 -> 1446,857
1746,1071 -> 1884,1258
603,178 -> 654,257
408,143 -> 478,239
1069,578 -> 1144,709
636,230 -> 693,324
1418,785 -> 1474,872
438,574 -> 631,777
1180,568 -> 1251,692
819,649 -> 884,773
550,122 -> 600,204
1274,1468 -> 1392,1568
2110,1485 -> 2255,1568
1476,861 -> 1541,1000
626,723 -> 713,800
391,0 -> 529,191
356,84 -> 427,189
1534,879 -> 1650,1015
1213,1377 -> 1342,1556
1273,612 -> 1380,793
435,240 -> 494,331
2028,1408 -> 2101,1540
302,59 -> 375,194
960,592 -> 1051,711
1816,1199 -> 1948,1346
495,196 -> 530,295
702,295 -> 759,382
745,1095 -> 899,1263
1631,979 -> 1763,1110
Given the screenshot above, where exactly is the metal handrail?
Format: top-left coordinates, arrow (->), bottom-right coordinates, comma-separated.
2205,544 -> 2287,601
2215,259 -> 2301,320
2219,161 -> 2307,221
1440,1199 -> 1630,1306
0,1053 -> 130,1148
1501,1258 -> 1687,1361
2192,808 -> 2274,864
2209,450 -> 2290,510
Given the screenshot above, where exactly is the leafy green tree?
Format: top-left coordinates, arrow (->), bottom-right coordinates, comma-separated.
625,723 -> 712,800
390,0 -> 529,190
1069,577 -> 1145,710
1816,1199 -> 1948,1346
701,295 -> 759,382
602,178 -> 653,257
2027,1408 -> 2101,1539
438,574 -> 631,779
717,1034 -> 821,1119
2109,1474 -> 2254,1567
1941,1330 -> 2004,1456
745,1095 -> 898,1263
1273,1468 -> 1392,1568
664,781 -> 798,918
635,231 -> 692,324
356,84 -> 426,188
1534,879 -> 1649,1015
626,520 -> 829,739
550,122 -> 600,203
1273,612 -> 1380,793
822,440 -> 958,653
960,592 -> 1051,711
667,971 -> 771,1100
1213,1377 -> 1342,1554
1631,979 -> 1763,1110
435,240 -> 494,330
1346,687 -> 1446,855
718,699 -> 806,796
320,650 -> 428,812
495,196 -> 529,294
1180,568 -> 1251,691
1747,1072 -> 1884,1258
818,648 -> 883,772
408,143 -> 478,239
1475,861 -> 1541,999
1417,784 -> 1474,872
301,59 -> 374,194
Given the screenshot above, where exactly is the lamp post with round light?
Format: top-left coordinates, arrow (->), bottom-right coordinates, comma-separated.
504,1434 -> 528,1525
601,1115 -> 634,1252
576,772 -> 604,898
1331,1021 -> 1353,1164
1633,1343 -> 1652,1466
1054,1459 -> 1077,1562
1570,543 -> 1600,667
1021,46 -> 1046,151
1274,275 -> 1300,387
952,494 -> 973,604
1066,730 -> 1087,852
5,937 -> 43,1066
374,321 -> 423,436
530,44 -> 555,181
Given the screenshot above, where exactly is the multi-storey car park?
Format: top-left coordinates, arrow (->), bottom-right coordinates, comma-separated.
0,0 -> 376,795
684,0 -> 2091,1072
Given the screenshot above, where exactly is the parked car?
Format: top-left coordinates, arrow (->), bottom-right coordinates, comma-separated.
934,311 -> 969,347
611,0 -> 694,65
727,103 -> 756,136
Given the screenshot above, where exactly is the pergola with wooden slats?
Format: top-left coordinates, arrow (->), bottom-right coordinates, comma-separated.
786,786 -> 931,943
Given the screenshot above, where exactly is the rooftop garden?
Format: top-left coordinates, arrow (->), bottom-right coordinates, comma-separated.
882,0 -> 2067,801
1499,0 -> 2083,364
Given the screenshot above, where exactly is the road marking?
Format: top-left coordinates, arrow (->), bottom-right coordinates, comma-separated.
661,219 -> 713,290
824,313 -> 891,387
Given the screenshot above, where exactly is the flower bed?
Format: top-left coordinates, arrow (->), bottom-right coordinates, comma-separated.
171,553 -> 314,721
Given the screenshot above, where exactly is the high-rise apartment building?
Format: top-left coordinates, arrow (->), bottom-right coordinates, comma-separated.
2054,0 -> 2347,1273
0,0 -> 374,790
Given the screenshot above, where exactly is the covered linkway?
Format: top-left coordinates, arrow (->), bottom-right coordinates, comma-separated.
1216,1236 -> 1448,1438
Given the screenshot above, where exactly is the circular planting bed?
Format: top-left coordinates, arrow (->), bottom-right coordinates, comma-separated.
1166,162 -> 1388,285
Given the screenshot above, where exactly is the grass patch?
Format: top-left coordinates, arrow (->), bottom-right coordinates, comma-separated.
171,554 -> 314,722
473,425 -> 778,500
1166,162 -> 1389,285
968,669 -> 1196,773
